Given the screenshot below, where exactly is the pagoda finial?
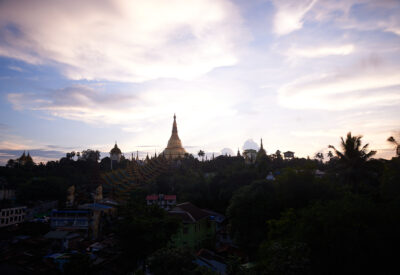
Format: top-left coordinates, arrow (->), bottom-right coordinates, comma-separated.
172,113 -> 178,134
260,138 -> 264,150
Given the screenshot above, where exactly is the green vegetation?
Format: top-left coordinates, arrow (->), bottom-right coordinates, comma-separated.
1,132 -> 400,273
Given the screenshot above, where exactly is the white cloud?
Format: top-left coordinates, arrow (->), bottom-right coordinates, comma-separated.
7,78 -> 243,126
220,148 -> 234,156
271,0 -> 317,35
271,0 -> 400,36
278,69 -> 400,111
8,65 -> 24,72
287,44 -> 354,58
0,0 -> 246,82
243,139 -> 259,150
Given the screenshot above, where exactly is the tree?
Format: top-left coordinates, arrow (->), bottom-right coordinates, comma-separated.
328,132 -> 376,191
387,136 -> 400,157
81,149 -> 100,162
315,152 -> 324,163
198,150 -> 205,161
116,195 -> 180,268
6,159 -> 16,168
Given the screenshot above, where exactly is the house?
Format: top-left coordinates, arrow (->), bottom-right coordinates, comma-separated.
146,194 -> 177,210
169,202 -> 216,250
283,151 -> 295,159
0,206 -> 27,228
50,209 -> 92,235
202,209 -> 233,246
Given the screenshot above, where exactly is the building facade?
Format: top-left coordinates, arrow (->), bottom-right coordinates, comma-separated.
146,194 -> 177,210
0,206 -> 27,228
169,202 -> 216,250
110,143 -> 122,170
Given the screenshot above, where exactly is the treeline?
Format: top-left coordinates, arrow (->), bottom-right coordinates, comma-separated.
141,133 -> 400,274
1,133 -> 400,273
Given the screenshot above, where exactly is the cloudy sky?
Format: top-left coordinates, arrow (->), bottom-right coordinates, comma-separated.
0,0 -> 399,164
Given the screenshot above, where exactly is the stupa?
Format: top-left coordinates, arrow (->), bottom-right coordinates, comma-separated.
163,114 -> 186,159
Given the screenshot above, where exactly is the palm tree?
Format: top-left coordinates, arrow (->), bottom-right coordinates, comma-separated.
198,150 -> 205,161
329,132 -> 376,191
387,136 -> 400,157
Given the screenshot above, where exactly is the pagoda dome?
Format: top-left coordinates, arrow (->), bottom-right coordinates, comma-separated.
110,143 -> 122,155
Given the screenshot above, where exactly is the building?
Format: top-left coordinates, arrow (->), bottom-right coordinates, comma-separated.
110,143 -> 122,170
0,206 -> 27,228
78,203 -> 115,239
283,151 -> 295,159
163,114 -> 187,159
243,149 -> 257,163
169,202 -> 216,250
18,151 -> 34,165
0,177 -> 15,201
146,194 -> 177,210
50,209 -> 92,234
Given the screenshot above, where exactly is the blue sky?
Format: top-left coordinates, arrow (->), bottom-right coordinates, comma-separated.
0,0 -> 399,164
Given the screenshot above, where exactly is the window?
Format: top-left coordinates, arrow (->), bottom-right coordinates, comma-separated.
1,218 -> 3,224
183,226 -> 188,234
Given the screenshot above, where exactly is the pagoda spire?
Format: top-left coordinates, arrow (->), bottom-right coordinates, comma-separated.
172,113 -> 178,134
163,113 -> 186,159
260,138 -> 264,150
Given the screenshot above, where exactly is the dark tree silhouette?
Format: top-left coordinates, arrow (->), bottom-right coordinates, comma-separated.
198,150 -> 205,161
387,136 -> 400,156
329,132 -> 376,191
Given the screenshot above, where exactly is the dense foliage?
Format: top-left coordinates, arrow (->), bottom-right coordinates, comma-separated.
1,133 -> 400,273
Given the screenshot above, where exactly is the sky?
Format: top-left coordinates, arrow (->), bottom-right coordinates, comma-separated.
0,0 -> 399,164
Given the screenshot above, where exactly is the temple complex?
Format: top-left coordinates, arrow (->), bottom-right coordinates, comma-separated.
163,114 -> 187,159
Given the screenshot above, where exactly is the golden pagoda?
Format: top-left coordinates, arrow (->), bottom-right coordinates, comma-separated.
163,114 -> 186,159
